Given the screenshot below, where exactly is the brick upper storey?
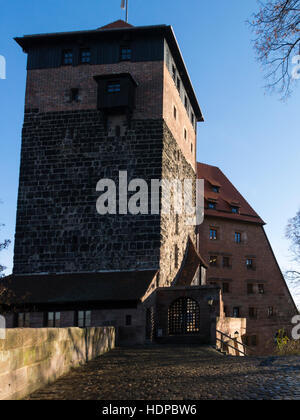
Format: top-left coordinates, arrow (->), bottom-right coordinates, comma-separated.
197,162 -> 265,225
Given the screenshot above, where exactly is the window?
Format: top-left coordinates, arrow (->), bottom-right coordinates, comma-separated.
212,186 -> 220,193
184,128 -> 187,141
209,256 -> 218,266
80,48 -> 91,64
173,106 -> 177,120
62,49 -> 73,65
209,228 -> 217,240
232,206 -> 239,214
258,284 -> 265,294
175,244 -> 179,269
17,313 -> 30,328
208,202 -> 216,210
235,232 -> 241,244
233,307 -> 240,318
47,312 -> 61,328
268,307 -> 274,318
120,46 -> 132,61
222,283 -> 230,294
126,315 -> 132,326
223,257 -> 230,268
191,143 -> 193,153
246,259 -> 253,269
175,214 -> 179,235
247,283 -> 254,294
249,307 -> 257,319
77,310 -> 91,327
172,64 -> 176,82
107,81 -> 121,93
70,88 -> 79,102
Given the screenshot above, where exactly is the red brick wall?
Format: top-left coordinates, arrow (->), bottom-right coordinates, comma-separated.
199,216 -> 297,355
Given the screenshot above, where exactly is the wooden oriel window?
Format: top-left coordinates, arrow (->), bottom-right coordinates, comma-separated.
17,312 -> 30,328
77,310 -> 91,327
80,48 -> 91,64
120,46 -> 132,61
62,49 -> 73,65
47,312 -> 61,328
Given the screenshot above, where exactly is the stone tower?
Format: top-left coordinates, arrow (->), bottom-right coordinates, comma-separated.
13,20 -> 204,287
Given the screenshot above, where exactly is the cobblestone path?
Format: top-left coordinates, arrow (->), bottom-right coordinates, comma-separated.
26,345 -> 300,400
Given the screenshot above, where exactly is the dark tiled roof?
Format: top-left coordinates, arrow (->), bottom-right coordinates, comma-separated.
174,238 -> 207,286
2,271 -> 157,305
98,20 -> 134,30
197,162 -> 265,225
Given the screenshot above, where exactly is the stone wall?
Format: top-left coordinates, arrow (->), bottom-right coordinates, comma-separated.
0,327 -> 115,400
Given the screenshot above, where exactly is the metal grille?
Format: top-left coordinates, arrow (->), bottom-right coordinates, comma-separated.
168,298 -> 200,335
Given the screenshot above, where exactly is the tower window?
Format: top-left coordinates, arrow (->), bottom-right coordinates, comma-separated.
47,312 -> 61,328
173,106 -> 177,120
80,48 -> 91,64
235,232 -> 241,244
107,81 -> 121,93
77,310 -> 91,327
62,49 -> 73,65
120,46 -> 132,61
175,245 -> 179,268
184,128 -> 187,141
209,256 -> 218,266
191,143 -> 193,153
209,228 -> 218,240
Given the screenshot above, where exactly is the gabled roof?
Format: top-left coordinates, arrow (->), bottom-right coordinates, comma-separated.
2,270 -> 158,305
98,20 -> 134,30
197,162 -> 265,225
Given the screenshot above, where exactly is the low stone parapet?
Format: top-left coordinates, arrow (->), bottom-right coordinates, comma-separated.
0,327 -> 115,400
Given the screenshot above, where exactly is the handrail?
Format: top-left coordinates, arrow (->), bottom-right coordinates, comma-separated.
215,337 -> 247,356
216,329 -> 252,351
216,329 -> 254,356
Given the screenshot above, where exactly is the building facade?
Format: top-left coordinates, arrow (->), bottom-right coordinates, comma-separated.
197,162 -> 297,355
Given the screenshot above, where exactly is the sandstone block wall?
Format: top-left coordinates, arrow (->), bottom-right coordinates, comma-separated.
0,327 -> 115,400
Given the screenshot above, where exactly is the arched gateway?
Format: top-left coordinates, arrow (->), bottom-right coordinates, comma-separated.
168,297 -> 200,335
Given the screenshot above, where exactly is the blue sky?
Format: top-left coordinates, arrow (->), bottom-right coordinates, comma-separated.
0,0 -> 299,302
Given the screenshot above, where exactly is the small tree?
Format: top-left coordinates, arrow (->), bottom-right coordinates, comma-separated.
249,0 -> 300,98
286,208 -> 300,283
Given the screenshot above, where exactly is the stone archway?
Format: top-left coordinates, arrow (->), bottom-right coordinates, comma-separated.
168,297 -> 200,335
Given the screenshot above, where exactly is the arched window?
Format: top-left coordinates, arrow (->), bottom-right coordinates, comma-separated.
168,297 -> 200,335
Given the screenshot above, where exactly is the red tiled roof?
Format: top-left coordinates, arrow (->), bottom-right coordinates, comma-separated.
98,20 -> 134,30
197,162 -> 265,225
173,237 -> 207,287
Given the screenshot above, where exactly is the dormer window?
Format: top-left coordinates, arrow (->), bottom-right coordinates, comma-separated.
62,49 -> 73,65
231,206 -> 239,214
80,48 -> 91,64
212,186 -> 220,193
120,46 -> 132,61
208,202 -> 216,210
107,81 -> 121,93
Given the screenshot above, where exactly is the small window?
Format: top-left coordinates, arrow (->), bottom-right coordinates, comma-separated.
232,206 -> 239,214
246,259 -> 253,269
70,88 -> 79,102
107,81 -> 121,93
172,64 -> 176,82
249,307 -> 257,319
268,307 -> 274,318
212,186 -> 220,193
209,256 -> 218,266
233,307 -> 240,318
175,214 -> 179,235
222,283 -> 230,294
223,257 -> 230,268
174,244 -> 179,269
191,143 -> 193,153
184,128 -> 187,141
17,312 -> 30,328
126,315 -> 132,326
258,284 -> 265,294
120,46 -> 132,61
80,48 -> 91,64
78,310 -> 91,327
62,49 -> 73,65
235,232 -> 241,244
173,106 -> 177,120
47,312 -> 61,328
209,228 -> 217,240
247,284 -> 254,295
208,202 -> 216,210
